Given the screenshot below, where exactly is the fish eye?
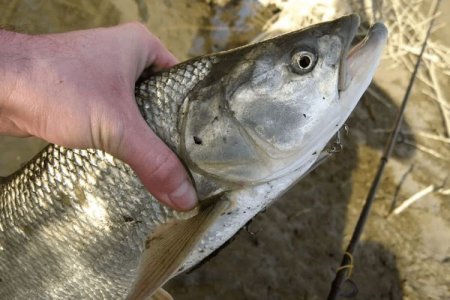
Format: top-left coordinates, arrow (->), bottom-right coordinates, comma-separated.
290,50 -> 317,74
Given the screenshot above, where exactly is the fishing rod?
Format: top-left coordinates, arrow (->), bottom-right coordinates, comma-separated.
326,0 -> 443,298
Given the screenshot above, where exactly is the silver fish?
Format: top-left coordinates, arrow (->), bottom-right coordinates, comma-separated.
0,15 -> 387,299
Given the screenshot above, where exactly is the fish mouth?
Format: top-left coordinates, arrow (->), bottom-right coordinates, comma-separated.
338,14 -> 360,91
339,16 -> 388,91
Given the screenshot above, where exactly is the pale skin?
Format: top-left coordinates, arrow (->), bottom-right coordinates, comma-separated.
0,22 -> 197,211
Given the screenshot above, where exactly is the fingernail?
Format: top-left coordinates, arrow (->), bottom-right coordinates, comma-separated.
168,180 -> 197,210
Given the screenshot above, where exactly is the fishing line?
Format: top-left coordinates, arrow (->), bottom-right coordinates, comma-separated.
326,1 -> 443,298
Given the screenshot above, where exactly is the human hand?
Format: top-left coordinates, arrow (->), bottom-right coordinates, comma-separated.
0,23 -> 197,211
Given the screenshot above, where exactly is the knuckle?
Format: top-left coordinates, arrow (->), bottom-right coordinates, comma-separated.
91,110 -> 126,156
125,21 -> 151,36
109,120 -> 126,155
150,150 -> 180,182
154,150 -> 178,171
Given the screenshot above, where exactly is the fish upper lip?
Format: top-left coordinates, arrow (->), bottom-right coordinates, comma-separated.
338,14 -> 360,91
344,22 -> 389,88
339,17 -> 389,92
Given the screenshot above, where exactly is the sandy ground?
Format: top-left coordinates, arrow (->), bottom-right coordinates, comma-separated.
0,0 -> 449,299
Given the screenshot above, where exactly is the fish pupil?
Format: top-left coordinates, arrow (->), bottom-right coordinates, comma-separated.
299,55 -> 311,69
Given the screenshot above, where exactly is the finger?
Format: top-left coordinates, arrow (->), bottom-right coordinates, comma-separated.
117,116 -> 197,211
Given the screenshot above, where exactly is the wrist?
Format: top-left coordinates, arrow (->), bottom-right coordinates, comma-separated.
0,30 -> 30,108
0,30 -> 43,136
0,30 -> 13,106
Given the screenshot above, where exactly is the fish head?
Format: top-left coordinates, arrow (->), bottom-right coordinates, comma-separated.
182,14 -> 387,186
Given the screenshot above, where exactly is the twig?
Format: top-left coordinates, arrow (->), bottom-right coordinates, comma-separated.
421,89 -> 450,110
403,139 -> 450,162
366,87 -> 393,109
438,188 -> 450,195
393,185 -> 435,214
389,164 -> 415,214
393,175 -> 448,214
327,1 -> 442,298
399,55 -> 434,89
372,128 -> 450,144
399,45 -> 440,63
414,131 -> 450,143
429,64 -> 450,137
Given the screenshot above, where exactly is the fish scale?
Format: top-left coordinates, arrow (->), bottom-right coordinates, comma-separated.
0,144 -> 182,298
0,53 -> 213,298
137,58 -> 212,150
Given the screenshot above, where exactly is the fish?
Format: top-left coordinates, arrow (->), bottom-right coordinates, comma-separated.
0,14 -> 387,299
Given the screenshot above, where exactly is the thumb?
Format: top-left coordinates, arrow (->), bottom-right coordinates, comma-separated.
117,116 -> 197,211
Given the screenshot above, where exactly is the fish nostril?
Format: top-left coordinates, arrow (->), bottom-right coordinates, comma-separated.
193,136 -> 203,145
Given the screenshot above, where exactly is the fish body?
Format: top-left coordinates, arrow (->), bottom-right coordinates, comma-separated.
0,15 -> 387,299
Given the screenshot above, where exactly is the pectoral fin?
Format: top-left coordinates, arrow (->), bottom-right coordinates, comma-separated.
149,288 -> 173,300
126,199 -> 229,300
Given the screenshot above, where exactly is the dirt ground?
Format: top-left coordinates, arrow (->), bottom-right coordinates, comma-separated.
0,0 -> 449,299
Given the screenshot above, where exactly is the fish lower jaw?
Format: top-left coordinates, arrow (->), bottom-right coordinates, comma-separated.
256,121 -> 342,183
